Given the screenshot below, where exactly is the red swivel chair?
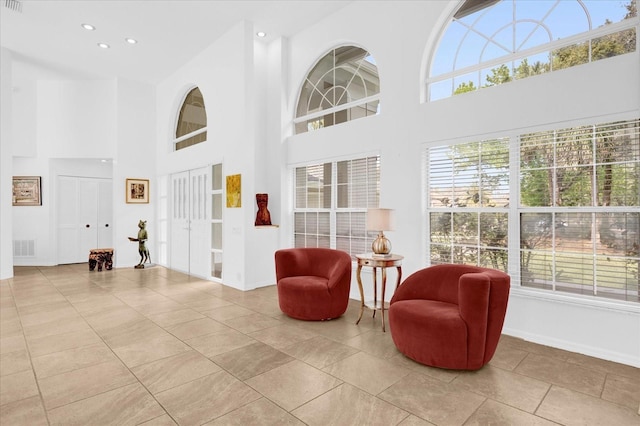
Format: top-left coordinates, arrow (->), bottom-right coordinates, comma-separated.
275,248 -> 352,320
389,264 -> 510,370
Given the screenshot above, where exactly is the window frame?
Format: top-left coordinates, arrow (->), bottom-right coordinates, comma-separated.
427,0 -> 639,101
425,117 -> 640,304
173,86 -> 208,151
292,154 -> 381,258
294,45 -> 381,134
425,137 -> 511,272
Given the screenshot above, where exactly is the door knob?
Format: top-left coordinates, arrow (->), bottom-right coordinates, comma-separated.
86,224 -> 90,228
105,224 -> 109,227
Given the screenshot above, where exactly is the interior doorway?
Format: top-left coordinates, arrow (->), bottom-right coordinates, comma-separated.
57,176 -> 113,264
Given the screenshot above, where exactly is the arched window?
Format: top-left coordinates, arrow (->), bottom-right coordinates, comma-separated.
295,46 -> 380,134
428,0 -> 638,101
174,87 -> 207,151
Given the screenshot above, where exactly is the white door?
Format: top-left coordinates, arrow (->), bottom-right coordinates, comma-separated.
78,179 -> 99,258
170,171 -> 190,273
189,167 -> 209,278
57,176 -> 112,264
58,177 -> 80,264
97,179 -> 113,248
170,167 -> 209,277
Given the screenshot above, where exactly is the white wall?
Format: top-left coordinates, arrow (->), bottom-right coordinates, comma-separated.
284,0 -> 436,283
114,78 -> 156,268
0,48 -> 14,279
7,54 -> 155,268
156,21 -> 280,289
12,156 -> 52,266
10,71 -> 119,266
37,80 -> 117,159
281,0 -> 640,367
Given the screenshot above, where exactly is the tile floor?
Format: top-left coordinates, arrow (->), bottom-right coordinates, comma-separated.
1,264 -> 639,425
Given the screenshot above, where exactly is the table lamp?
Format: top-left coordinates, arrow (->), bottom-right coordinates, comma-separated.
366,208 -> 394,257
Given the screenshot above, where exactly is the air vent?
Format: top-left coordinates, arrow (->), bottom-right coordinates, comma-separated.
13,240 -> 35,257
4,0 -> 22,13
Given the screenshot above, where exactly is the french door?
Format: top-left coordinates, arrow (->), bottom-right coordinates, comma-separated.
170,167 -> 210,278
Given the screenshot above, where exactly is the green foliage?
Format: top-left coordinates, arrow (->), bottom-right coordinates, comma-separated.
514,59 -> 549,79
484,64 -> 511,86
552,0 -> 636,69
453,81 -> 477,95
520,169 -> 551,207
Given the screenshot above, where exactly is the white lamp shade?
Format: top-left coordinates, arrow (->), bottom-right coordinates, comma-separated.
366,208 -> 395,231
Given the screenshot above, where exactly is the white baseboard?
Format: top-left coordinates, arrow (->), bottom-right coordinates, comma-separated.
502,327 -> 640,368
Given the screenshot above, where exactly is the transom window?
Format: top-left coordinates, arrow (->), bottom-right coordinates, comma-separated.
293,156 -> 380,257
295,46 -> 380,134
428,0 -> 638,101
426,118 -> 640,302
174,87 -> 207,151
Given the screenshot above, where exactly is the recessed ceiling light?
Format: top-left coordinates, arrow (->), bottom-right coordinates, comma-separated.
256,31 -> 266,38
81,23 -> 95,31
125,38 -> 138,44
97,43 -> 110,49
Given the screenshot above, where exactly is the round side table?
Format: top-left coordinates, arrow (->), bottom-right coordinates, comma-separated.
355,253 -> 403,332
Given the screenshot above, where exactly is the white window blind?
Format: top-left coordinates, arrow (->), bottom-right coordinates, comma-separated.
427,138 -> 510,271
520,119 -> 640,301
294,156 -> 380,257
426,118 -> 639,302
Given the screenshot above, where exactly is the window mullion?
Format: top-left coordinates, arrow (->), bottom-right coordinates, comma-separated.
331,161 -> 337,249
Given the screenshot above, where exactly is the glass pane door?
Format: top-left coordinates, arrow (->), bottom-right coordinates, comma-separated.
211,163 -> 223,279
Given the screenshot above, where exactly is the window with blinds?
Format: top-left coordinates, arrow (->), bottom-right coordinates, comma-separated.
294,156 -> 380,257
426,118 -> 640,302
520,119 -> 640,301
427,138 -> 510,271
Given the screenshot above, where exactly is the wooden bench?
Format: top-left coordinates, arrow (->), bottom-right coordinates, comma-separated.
89,248 -> 113,271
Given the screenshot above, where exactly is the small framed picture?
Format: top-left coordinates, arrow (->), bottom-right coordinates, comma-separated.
12,176 -> 42,206
126,178 -> 149,204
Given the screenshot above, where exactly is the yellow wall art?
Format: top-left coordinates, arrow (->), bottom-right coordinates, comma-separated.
226,174 -> 241,208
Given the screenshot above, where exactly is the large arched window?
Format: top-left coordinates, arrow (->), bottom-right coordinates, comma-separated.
174,86 -> 207,151
428,0 -> 638,101
295,46 -> 380,134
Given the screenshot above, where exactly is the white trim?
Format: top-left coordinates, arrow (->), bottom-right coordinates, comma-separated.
503,326 -> 640,368
504,287 -> 640,367
293,94 -> 381,124
428,18 -> 638,84
287,149 -> 381,169
174,126 -> 207,144
510,286 -> 640,314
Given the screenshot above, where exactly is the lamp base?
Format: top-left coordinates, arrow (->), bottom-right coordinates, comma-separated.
371,232 -> 391,256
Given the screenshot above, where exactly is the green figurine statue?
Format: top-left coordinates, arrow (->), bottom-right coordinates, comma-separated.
128,220 -> 151,268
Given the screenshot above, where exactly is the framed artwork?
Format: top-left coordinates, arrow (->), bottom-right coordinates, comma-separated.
126,178 -> 150,204
12,176 -> 42,206
226,174 -> 241,207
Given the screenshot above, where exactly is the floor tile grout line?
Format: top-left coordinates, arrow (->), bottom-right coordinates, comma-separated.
4,270 -> 53,426
36,265 -> 181,424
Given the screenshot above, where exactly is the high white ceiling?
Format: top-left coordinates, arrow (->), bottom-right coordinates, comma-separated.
1,0 -> 352,83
